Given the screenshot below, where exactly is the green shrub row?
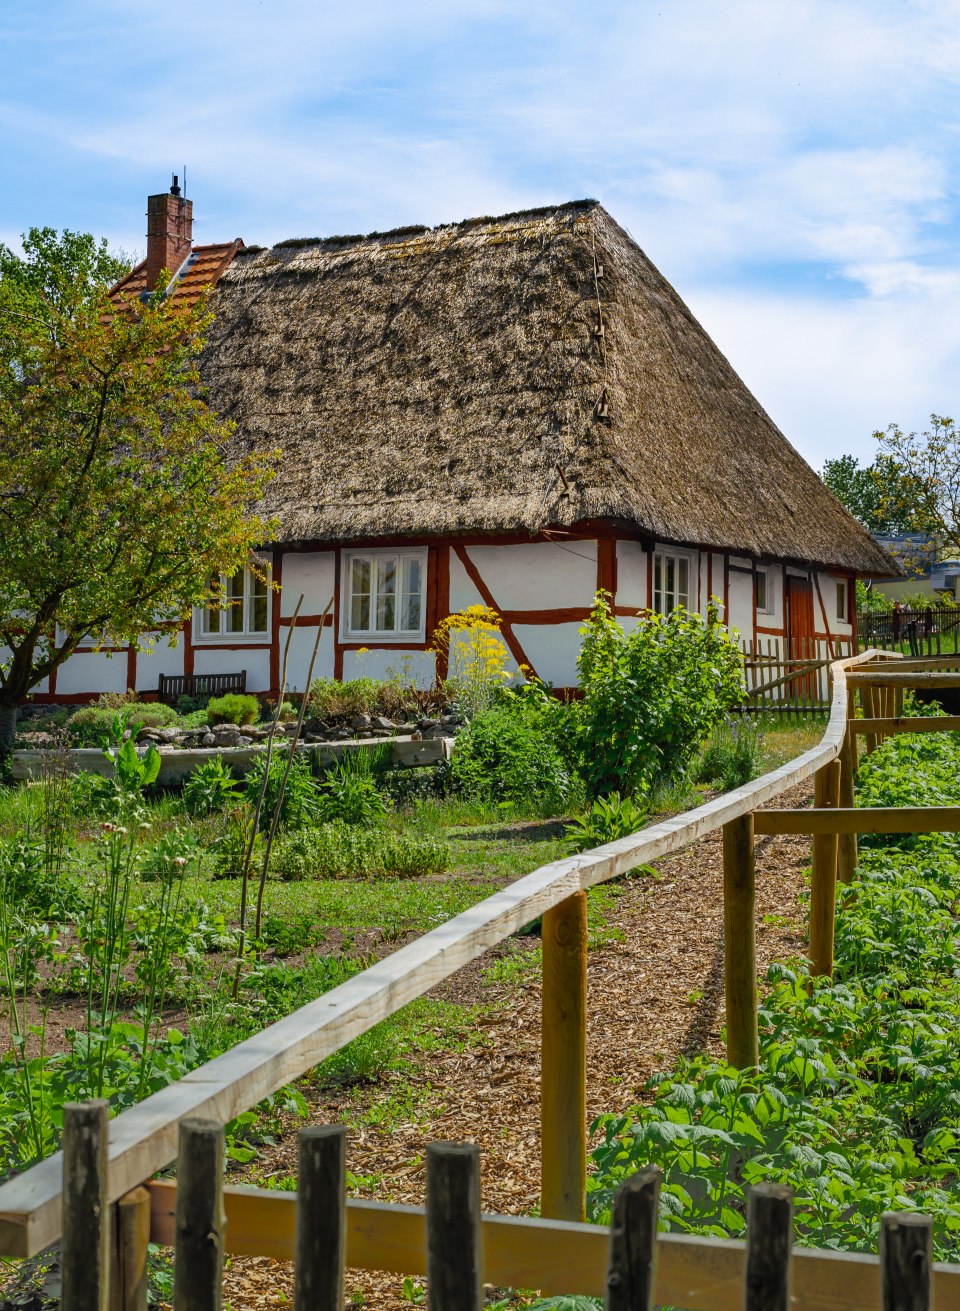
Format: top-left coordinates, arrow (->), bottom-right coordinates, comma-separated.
271,822 -> 449,881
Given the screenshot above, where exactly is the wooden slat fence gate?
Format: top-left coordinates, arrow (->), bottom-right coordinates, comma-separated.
59,1106 -> 941,1311
738,636 -> 852,715
7,649 -> 960,1311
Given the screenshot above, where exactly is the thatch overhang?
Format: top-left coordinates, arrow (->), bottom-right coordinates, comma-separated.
201,202 -> 896,577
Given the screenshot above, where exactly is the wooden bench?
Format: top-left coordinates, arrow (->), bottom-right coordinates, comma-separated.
157,670 -> 247,705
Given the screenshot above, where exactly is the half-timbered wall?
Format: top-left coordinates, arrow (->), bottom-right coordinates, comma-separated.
27,532 -> 859,702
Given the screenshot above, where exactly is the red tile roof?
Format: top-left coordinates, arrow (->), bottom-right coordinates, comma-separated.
110,240 -> 244,310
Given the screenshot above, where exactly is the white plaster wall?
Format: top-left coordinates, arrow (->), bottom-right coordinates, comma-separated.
342,647 -> 436,687
55,651 -> 128,696
192,647 -> 271,691
135,633 -> 183,693
283,625 -> 336,692
709,554 -> 726,610
464,541 -> 598,611
756,567 -> 784,631
615,540 -> 647,611
448,552 -> 486,612
817,572 -> 853,636
513,623 -> 584,688
727,571 -> 754,643
280,551 -> 336,617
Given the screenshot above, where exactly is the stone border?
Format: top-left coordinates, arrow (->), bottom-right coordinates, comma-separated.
11,736 -> 454,785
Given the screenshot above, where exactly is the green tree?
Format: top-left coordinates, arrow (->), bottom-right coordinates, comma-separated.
0,228 -> 277,762
821,452 -> 930,536
874,414 -> 960,556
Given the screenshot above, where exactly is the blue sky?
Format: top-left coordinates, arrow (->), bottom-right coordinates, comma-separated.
2,0 -> 959,470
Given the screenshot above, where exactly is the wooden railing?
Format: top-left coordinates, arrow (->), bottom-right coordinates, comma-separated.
4,648 -> 960,1310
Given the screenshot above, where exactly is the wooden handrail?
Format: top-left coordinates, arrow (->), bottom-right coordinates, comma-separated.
0,649 -> 894,1258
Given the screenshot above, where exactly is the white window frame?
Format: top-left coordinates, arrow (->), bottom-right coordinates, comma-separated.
756,566 -> 773,615
652,548 -> 695,615
836,580 -> 849,623
194,559 -> 272,644
341,549 -> 428,642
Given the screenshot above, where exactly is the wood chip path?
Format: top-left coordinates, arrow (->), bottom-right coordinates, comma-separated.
221,780 -> 814,1311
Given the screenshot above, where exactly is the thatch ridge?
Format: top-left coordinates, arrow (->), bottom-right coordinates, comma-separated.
202,201 -> 893,575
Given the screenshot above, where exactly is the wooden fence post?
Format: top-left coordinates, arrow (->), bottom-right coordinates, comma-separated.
837,692 -> 858,884
745,1184 -> 793,1311
723,814 -> 758,1068
62,1100 -> 110,1311
541,890 -> 587,1221
810,761 -> 842,977
295,1125 -> 346,1311
426,1143 -> 483,1311
109,1187 -> 151,1311
173,1119 -> 226,1311
881,1212 -> 931,1311
605,1165 -> 661,1311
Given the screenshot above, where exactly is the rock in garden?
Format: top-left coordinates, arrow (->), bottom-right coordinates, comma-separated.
201,733 -> 217,747
370,716 -> 395,730
351,713 -> 372,729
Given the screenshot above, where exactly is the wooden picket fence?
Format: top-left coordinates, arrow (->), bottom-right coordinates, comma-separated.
857,604 -> 960,657
59,1105 -> 942,1311
5,648 -> 960,1311
739,636 -> 852,715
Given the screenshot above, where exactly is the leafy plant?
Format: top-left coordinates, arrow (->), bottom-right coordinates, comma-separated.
448,684 -> 578,809
576,593 -> 744,799
66,701 -> 178,745
182,757 -> 242,817
695,718 -> 765,791
562,792 -> 649,853
206,693 -> 261,726
244,752 -> 319,830
270,823 -> 449,881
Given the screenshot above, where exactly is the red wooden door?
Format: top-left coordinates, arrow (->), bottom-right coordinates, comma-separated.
786,576 -> 816,700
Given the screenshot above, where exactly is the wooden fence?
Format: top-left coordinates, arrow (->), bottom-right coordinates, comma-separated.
857,604 -> 960,656
739,636 -> 852,714
4,648 -> 960,1310
55,1106 -> 944,1311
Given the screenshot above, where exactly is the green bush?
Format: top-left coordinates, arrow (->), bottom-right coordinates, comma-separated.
244,752 -> 319,830
695,719 -> 764,792
182,758 -> 242,817
206,693 -> 261,726
562,792 -> 649,853
576,594 -> 744,799
270,823 -> 449,880
315,754 -> 389,826
67,701 -> 178,744
448,684 -> 577,808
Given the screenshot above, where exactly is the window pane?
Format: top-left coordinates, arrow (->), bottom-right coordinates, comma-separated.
376,559 -> 397,632
837,582 -> 846,620
251,591 -> 268,633
401,557 -> 422,632
350,558 -> 371,632
202,606 -> 220,635
756,572 -> 767,611
666,556 -> 675,605
677,558 -> 688,607
226,569 -> 244,632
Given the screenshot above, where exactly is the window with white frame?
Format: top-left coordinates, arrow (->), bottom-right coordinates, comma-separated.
652,549 -> 693,614
836,580 -> 848,622
196,562 -> 270,641
342,550 -> 427,640
756,567 -> 772,615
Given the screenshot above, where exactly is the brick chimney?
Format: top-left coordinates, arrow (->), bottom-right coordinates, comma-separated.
144,175 -> 193,290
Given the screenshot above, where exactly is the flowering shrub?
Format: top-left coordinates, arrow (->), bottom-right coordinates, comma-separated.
433,605 -> 515,718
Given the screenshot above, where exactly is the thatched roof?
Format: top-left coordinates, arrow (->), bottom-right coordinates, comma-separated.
202,201 -> 894,575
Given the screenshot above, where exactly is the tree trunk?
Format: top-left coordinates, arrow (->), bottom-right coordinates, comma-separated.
0,700 -> 18,780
